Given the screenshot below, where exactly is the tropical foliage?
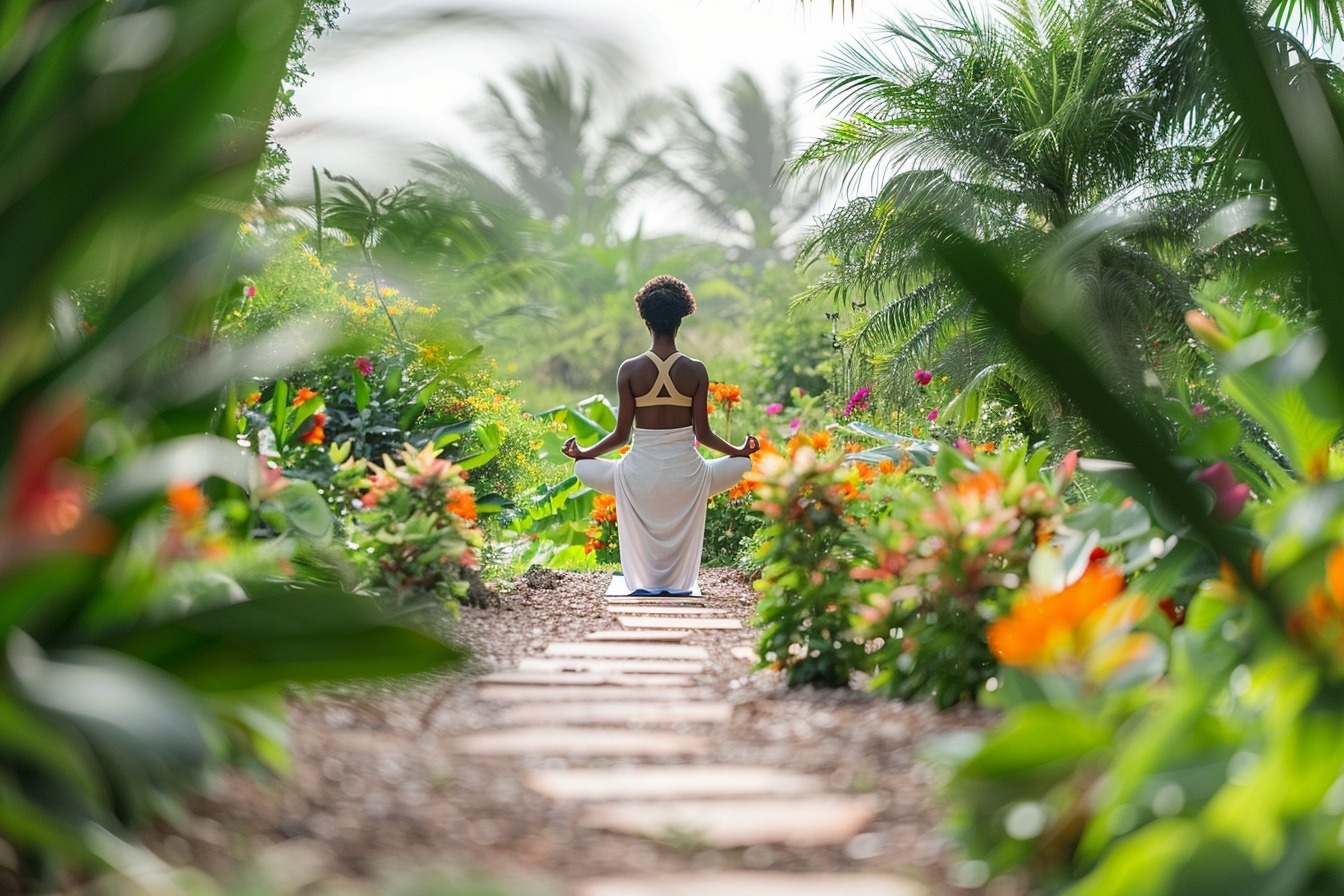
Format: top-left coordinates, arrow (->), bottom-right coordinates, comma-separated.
794,0 -> 1341,446
0,0 -> 463,888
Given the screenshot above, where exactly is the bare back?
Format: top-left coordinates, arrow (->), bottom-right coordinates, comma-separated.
623,352 -> 705,430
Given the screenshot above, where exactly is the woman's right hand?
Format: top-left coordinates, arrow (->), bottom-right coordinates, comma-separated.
562,437 -> 585,460
734,435 -> 760,457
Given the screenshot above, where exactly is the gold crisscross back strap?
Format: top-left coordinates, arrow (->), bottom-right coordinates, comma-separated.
634,351 -> 694,407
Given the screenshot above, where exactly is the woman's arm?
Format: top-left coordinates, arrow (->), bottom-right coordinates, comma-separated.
562,362 -> 636,460
691,365 -> 758,457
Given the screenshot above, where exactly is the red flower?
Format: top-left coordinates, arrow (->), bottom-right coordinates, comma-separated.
300,412 -> 328,445
355,356 -> 374,376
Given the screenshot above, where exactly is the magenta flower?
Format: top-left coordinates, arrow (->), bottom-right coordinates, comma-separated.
1197,462 -> 1249,523
243,285 -> 256,299
843,386 -> 872,418
765,402 -> 784,416
927,408 -> 939,421
789,417 -> 801,431
355,356 -> 374,376
1192,402 -> 1209,417
914,369 -> 932,386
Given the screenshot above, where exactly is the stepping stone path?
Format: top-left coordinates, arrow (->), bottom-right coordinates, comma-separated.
618,616 -> 742,631
457,576 -> 932,895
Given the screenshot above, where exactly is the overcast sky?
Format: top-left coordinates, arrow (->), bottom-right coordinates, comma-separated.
274,0 -> 943,217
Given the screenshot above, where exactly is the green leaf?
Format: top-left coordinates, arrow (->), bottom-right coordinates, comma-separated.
957,704 -> 1109,779
108,588 -> 464,691
383,366 -> 403,398
577,394 -> 618,432
457,448 -> 500,471
353,366 -> 371,412
263,480 -> 334,541
473,493 -> 510,515
1067,502 -> 1153,546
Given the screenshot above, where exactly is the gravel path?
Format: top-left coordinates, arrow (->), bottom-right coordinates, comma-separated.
167,569 -> 991,894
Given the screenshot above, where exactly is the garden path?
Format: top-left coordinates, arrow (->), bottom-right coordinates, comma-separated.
179,570 -> 989,895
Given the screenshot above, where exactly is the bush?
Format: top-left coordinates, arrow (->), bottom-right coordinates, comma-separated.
333,443 -> 485,611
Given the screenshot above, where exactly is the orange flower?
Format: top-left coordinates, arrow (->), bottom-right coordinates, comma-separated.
726,479 -> 754,500
706,400 -> 717,416
708,382 -> 742,408
954,468 -> 1002,498
166,482 -> 207,519
445,488 -> 477,521
291,387 -> 319,406
852,461 -> 877,484
878,459 -> 897,475
299,412 -> 327,445
590,493 -> 617,523
844,441 -> 865,455
244,392 -> 262,406
1287,546 -> 1344,652
786,430 -> 833,457
988,561 -> 1126,667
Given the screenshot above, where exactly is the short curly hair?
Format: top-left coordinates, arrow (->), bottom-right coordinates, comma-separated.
633,275 -> 696,336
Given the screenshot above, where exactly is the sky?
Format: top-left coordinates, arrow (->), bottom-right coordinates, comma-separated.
274,0 -> 944,219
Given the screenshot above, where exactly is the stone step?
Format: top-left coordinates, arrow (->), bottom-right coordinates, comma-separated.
545,642 -> 709,661
454,727 -> 710,757
576,796 -> 879,847
479,671 -> 697,688
518,657 -> 706,675
606,599 -> 709,608
497,701 -> 733,726
574,872 -> 927,896
524,765 -> 824,801
730,646 -> 757,661
604,606 -> 727,616
477,684 -> 710,703
618,617 -> 742,631
585,631 -> 692,642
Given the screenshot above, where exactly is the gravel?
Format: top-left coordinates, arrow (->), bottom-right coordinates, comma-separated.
159,569 -> 994,894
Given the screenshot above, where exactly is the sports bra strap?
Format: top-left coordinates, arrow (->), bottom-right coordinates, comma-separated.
634,351 -> 695,407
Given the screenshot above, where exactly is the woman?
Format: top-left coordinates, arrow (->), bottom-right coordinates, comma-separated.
562,275 -> 757,594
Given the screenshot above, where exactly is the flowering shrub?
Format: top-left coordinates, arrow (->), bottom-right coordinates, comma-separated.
753,446 -> 871,687
852,445 -> 1074,706
334,443 -> 484,610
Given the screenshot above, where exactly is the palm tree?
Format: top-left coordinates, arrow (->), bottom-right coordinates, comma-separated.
471,56 -> 664,241
794,0 -> 1239,436
319,170 -> 429,340
658,70 -> 823,262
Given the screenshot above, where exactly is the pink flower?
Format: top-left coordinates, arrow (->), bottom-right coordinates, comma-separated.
789,418 -> 801,431
843,386 -> 872,418
914,369 -> 933,386
1192,402 -> 1209,417
243,285 -> 256,299
355,356 -> 374,376
765,403 -> 784,416
1197,462 -> 1249,523
927,408 -> 939,421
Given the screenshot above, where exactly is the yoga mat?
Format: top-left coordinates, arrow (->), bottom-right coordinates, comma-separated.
606,574 -> 701,597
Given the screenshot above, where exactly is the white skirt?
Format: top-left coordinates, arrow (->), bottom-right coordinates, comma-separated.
575,426 -> 752,592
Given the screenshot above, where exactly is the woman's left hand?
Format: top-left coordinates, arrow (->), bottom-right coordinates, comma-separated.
562,437 -> 586,460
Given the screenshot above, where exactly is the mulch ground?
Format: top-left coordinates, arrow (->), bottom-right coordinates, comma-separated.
160,569 -> 993,894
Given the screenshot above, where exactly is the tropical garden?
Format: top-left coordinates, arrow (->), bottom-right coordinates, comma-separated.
7,0 -> 1344,892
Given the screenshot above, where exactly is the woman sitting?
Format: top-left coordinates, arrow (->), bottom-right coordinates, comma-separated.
562,275 -> 757,594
